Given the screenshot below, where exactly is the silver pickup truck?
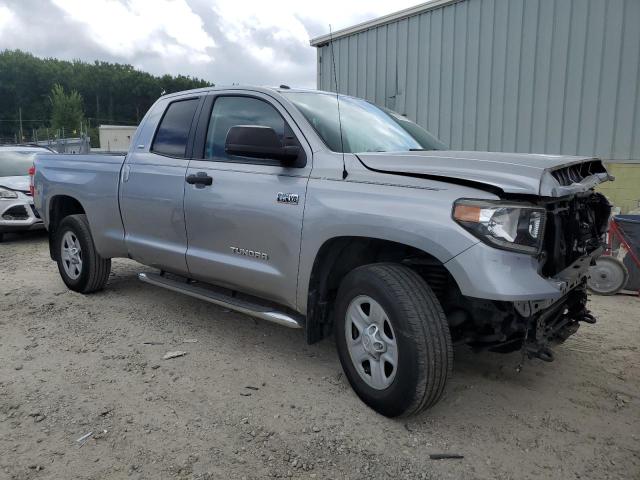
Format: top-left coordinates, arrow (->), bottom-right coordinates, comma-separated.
33,86 -> 613,417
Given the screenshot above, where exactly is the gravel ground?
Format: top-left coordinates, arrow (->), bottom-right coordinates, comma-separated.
1,231 -> 639,480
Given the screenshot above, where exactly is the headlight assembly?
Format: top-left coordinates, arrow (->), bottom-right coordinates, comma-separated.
0,187 -> 18,199
453,199 -> 546,255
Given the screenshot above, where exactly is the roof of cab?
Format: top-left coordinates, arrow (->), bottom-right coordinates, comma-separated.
160,85 -> 334,100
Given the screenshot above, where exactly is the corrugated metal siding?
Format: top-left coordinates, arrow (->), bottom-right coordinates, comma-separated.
316,0 -> 640,162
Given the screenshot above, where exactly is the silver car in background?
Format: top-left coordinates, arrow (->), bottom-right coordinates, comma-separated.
0,145 -> 51,242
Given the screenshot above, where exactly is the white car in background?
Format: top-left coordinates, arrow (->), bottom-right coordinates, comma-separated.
0,145 -> 53,242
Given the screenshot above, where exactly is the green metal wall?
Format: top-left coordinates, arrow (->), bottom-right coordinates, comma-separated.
315,0 -> 640,163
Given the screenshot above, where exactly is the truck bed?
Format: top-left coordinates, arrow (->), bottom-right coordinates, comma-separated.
33,152 -> 128,258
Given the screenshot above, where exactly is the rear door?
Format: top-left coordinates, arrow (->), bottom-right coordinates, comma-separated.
119,96 -> 202,274
183,91 -> 312,309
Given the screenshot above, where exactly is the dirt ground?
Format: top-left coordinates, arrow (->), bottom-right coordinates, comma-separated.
1,231 -> 638,480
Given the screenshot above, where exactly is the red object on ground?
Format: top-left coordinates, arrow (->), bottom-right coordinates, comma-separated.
605,216 -> 640,295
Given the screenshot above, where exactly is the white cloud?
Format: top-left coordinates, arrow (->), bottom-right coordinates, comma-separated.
213,0 -> 420,44
0,4 -> 15,33
0,0 -> 422,86
51,0 -> 215,64
210,0 -> 419,84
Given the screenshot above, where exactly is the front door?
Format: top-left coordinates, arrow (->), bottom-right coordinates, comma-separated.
183,92 -> 311,309
120,96 -> 201,274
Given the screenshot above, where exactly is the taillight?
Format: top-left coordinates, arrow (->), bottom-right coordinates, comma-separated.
28,166 -> 35,196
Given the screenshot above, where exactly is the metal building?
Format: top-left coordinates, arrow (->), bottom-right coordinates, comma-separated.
97,125 -> 138,152
311,0 -> 640,167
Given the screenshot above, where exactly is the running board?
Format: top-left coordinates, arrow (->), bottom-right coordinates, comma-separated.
138,272 -> 303,329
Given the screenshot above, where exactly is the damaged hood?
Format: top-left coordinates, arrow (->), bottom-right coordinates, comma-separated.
357,150 -> 613,197
0,175 -> 29,193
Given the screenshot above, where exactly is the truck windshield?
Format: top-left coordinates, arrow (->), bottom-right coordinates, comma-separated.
283,91 -> 447,153
0,149 -> 42,177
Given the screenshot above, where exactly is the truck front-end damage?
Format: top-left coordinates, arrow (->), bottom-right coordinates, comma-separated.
445,284 -> 594,362
441,175 -> 612,362
513,191 -> 611,360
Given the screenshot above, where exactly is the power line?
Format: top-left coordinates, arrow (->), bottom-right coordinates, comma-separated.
0,118 -> 138,125
0,119 -> 52,122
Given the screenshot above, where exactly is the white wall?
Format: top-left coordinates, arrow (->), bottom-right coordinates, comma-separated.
98,126 -> 137,152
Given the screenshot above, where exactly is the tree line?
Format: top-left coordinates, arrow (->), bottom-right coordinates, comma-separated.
0,49 -> 212,144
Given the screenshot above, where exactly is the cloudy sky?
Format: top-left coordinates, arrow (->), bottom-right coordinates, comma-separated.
0,0 -> 420,88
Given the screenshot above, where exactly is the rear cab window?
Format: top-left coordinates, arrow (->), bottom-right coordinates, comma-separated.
151,98 -> 200,158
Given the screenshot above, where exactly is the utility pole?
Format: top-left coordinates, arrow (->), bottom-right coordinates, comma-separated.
19,107 -> 23,143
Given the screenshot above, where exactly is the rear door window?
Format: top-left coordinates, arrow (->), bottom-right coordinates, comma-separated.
151,98 -> 199,158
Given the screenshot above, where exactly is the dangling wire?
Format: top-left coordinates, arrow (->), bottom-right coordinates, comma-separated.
329,24 -> 348,179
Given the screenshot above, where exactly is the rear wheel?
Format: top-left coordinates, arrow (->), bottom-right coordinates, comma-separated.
334,263 -> 453,417
54,214 -> 111,293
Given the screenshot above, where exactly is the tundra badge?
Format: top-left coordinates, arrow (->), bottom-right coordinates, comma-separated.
230,246 -> 269,261
277,192 -> 299,205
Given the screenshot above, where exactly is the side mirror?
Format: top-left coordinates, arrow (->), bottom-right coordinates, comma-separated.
225,125 -> 301,165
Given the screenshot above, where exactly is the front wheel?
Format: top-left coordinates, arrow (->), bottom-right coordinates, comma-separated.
334,263 -> 453,417
54,214 -> 111,293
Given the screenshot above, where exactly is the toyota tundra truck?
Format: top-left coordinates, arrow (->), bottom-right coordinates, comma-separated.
32,86 -> 613,417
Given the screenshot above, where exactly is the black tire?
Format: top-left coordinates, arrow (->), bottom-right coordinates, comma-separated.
334,263 -> 453,417
54,214 -> 111,293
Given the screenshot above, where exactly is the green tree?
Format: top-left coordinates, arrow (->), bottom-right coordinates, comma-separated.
0,50 -> 213,142
49,84 -> 85,136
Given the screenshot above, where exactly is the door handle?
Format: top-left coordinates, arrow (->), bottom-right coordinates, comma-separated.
186,172 -> 213,186
122,164 -> 131,183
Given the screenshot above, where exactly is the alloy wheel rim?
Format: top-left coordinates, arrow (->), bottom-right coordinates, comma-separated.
61,231 -> 83,280
345,295 -> 398,390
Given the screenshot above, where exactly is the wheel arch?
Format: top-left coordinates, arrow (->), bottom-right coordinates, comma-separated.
47,195 -> 86,260
303,235 -> 460,344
